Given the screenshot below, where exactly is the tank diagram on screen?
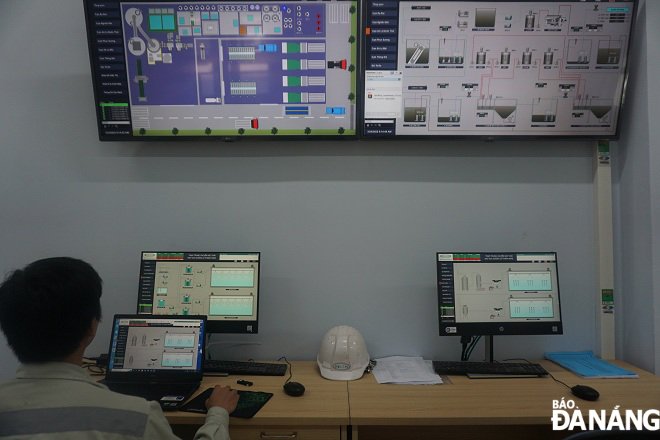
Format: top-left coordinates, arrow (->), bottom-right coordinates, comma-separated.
120,1 -> 357,136
364,1 -> 634,136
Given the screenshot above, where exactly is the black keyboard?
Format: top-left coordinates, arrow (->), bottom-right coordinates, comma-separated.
203,360 -> 288,376
432,360 -> 548,377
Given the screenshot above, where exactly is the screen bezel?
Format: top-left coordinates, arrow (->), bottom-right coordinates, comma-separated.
360,0 -> 638,140
436,251 -> 563,337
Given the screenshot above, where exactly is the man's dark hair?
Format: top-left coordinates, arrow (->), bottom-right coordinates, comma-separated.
0,257 -> 102,362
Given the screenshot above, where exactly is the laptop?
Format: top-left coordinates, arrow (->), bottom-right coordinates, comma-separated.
102,314 -> 206,410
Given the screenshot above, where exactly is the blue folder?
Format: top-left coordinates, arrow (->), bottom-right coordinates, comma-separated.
544,351 -> 638,378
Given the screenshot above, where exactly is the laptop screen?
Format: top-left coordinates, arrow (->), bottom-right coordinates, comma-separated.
107,315 -> 205,376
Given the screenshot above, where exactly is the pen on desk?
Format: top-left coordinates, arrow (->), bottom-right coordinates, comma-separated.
204,372 -> 229,377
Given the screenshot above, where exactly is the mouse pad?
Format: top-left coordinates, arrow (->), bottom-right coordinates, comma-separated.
180,388 -> 273,418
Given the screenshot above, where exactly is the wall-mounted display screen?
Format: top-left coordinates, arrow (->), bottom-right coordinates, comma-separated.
84,0 -> 358,140
362,0 -> 636,138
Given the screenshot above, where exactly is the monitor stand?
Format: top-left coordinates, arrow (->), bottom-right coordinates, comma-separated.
203,333 -> 227,376
484,335 -> 495,363
202,333 -> 287,376
465,335 -> 541,378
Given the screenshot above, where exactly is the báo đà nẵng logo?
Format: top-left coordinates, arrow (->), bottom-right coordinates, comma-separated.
552,398 -> 660,431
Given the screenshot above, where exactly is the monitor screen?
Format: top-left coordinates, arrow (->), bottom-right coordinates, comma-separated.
362,0 -> 637,138
107,315 -> 205,375
84,0 -> 358,140
437,252 -> 562,336
137,252 -> 260,333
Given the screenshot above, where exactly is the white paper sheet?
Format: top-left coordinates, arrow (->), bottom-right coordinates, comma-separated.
372,356 -> 443,385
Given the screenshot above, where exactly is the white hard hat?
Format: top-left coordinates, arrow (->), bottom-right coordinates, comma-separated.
317,325 -> 370,381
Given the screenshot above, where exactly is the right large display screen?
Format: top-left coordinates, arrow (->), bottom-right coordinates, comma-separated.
362,0 -> 636,138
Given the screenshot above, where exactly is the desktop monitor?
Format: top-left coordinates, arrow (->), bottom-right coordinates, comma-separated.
436,252 -> 562,337
84,0 -> 359,140
137,251 -> 260,333
362,0 -> 637,138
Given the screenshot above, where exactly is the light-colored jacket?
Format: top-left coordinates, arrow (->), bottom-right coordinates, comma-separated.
0,362 -> 230,440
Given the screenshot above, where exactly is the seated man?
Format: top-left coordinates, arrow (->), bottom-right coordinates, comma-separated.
0,257 -> 238,439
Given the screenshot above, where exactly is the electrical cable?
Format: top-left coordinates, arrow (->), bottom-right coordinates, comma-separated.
465,336 -> 481,361
278,356 -> 293,384
461,336 -> 481,361
82,357 -> 105,376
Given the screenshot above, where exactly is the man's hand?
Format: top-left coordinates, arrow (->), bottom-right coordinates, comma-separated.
205,385 -> 239,413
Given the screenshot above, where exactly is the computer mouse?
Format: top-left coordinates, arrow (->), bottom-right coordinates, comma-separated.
283,381 -> 305,397
571,384 -> 600,401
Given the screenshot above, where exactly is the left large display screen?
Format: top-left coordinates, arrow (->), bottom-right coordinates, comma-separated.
84,0 -> 358,140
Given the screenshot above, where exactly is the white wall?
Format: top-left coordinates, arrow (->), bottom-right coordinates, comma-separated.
649,1 -> 660,375
612,0 -> 660,374
0,0 -> 650,378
